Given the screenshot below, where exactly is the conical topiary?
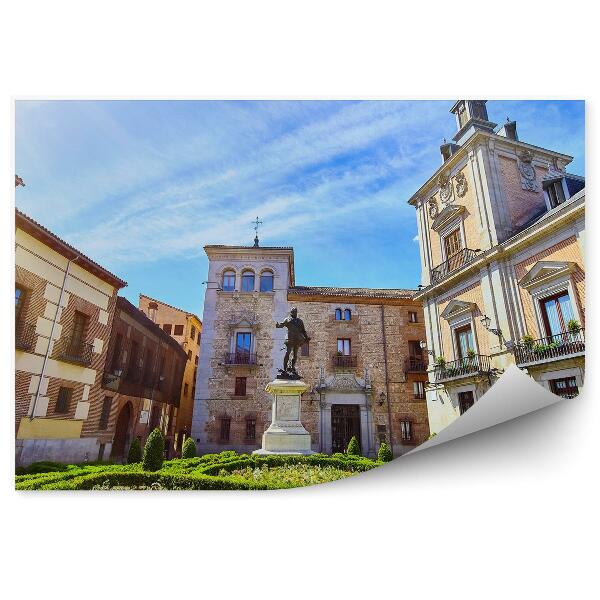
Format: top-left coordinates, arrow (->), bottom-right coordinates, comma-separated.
346,435 -> 361,456
377,442 -> 393,462
142,428 -> 165,471
127,438 -> 142,463
181,437 -> 197,459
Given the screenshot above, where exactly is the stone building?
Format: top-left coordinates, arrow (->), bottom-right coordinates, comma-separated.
101,296 -> 188,460
192,244 -> 429,458
408,100 -> 585,434
15,209 -> 127,466
138,294 -> 202,452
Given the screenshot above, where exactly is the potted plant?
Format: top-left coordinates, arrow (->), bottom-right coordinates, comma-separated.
567,319 -> 581,333
435,356 -> 446,370
522,334 -> 535,349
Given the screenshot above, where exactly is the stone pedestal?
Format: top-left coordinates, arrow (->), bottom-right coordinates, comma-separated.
253,379 -> 314,455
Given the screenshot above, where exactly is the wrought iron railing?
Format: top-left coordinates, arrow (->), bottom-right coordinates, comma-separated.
434,354 -> 491,383
332,354 -> 358,368
430,248 -> 479,285
15,320 -> 36,351
225,351 -> 258,366
405,357 -> 427,372
513,329 -> 585,366
55,334 -> 93,366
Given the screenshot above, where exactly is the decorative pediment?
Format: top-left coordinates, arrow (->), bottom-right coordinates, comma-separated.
440,299 -> 477,321
227,312 -> 260,330
518,261 -> 577,291
320,373 -> 368,393
431,204 -> 466,232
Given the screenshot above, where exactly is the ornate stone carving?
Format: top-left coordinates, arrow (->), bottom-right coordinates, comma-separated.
454,171 -> 468,197
438,172 -> 453,204
321,373 -> 367,393
518,149 -> 539,192
428,197 -> 439,219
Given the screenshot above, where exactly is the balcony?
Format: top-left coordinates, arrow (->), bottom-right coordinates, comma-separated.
513,330 -> 585,367
332,354 -> 357,368
434,354 -> 491,383
15,321 -> 36,351
224,351 -> 258,366
430,248 -> 479,285
55,335 -> 93,366
405,356 -> 427,373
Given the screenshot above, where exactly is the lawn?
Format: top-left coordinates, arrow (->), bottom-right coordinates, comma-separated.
15,451 -> 382,490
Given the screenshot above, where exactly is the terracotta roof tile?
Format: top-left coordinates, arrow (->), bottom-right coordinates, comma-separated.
289,286 -> 417,299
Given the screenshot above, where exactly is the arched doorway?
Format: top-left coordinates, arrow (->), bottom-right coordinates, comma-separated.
111,402 -> 132,462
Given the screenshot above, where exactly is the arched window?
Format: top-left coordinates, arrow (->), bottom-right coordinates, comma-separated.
148,302 -> 158,322
241,270 -> 255,292
260,270 -> 274,292
222,270 -> 235,292
335,308 -> 342,320
344,309 -> 351,321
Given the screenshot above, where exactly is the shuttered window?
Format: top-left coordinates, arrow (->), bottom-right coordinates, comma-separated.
55,387 -> 72,413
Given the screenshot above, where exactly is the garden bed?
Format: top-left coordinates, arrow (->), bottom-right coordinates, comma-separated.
15,451 -> 381,491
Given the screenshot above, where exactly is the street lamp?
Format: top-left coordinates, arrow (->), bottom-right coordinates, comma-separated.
419,340 -> 435,357
378,391 -> 387,406
480,315 -> 504,343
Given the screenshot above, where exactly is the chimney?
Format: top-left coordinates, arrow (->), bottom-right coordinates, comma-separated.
498,117 -> 518,141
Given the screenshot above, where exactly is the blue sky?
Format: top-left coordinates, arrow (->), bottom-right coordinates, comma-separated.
15,100 -> 585,318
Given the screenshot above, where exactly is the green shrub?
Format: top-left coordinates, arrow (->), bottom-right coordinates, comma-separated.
142,428 -> 165,472
22,461 -> 70,474
181,437 -> 197,459
346,435 -> 361,456
377,442 -> 393,462
127,438 -> 142,464
567,319 -> 581,334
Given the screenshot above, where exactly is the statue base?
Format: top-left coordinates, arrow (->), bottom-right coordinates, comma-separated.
253,379 -> 314,455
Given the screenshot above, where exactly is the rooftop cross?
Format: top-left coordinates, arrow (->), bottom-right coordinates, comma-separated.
252,216 -> 263,247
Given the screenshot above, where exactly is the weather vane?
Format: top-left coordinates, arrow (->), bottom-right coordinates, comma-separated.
252,216 -> 263,247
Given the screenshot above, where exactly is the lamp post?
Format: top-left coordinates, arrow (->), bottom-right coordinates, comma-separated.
419,340 -> 435,357
480,315 -> 504,345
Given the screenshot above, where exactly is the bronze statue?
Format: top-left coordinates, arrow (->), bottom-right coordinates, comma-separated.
276,307 -> 310,379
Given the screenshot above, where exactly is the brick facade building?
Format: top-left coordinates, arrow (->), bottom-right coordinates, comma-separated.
138,294 -> 201,452
15,210 -> 127,466
192,244 -> 429,458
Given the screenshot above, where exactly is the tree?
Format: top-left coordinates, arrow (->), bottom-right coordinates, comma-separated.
127,438 -> 142,463
182,437 -> 197,459
377,442 -> 393,462
142,428 -> 165,471
346,435 -> 361,456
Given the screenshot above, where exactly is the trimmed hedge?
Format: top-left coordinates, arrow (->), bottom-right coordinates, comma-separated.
346,436 -> 361,456
181,437 -> 197,459
377,442 -> 393,462
143,428 -> 165,471
16,449 -> 381,490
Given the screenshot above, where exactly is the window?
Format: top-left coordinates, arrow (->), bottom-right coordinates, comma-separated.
236,332 -> 252,355
183,383 -> 189,397
377,424 -> 387,443
443,228 -> 463,260
174,324 -> 184,336
98,397 -> 112,430
127,340 -> 139,380
219,417 -> 231,442
241,270 -> 255,292
550,376 -> 579,399
245,417 -> 256,442
408,340 -> 422,358
70,311 -> 89,350
143,348 -> 155,384
413,381 -> 425,400
162,324 -> 172,334
335,308 -> 342,320
187,350 -> 192,361
337,338 -> 351,355
408,311 -> 418,323
458,391 -> 475,414
190,325 -> 196,341
110,333 -> 123,373
260,271 -> 274,292
343,309 -> 351,321
194,355 -> 198,365
400,420 -> 412,442
455,325 -> 474,360
55,387 -> 72,413
147,302 -> 158,322
235,377 -> 247,396
457,102 -> 468,128
15,285 -> 27,321
540,291 -> 574,337
545,180 -> 566,209
301,341 -> 310,357
222,270 -> 235,292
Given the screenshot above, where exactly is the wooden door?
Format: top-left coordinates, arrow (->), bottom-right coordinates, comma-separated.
331,404 -> 361,453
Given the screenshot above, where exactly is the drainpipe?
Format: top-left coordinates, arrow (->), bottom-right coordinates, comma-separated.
30,256 -> 77,419
380,305 -> 394,458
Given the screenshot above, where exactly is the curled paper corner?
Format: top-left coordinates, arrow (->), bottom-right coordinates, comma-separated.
408,365 -> 570,454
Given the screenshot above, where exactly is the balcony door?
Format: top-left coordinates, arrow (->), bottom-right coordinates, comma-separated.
458,391 -> 475,414
540,291 -> 574,338
455,324 -> 474,360
236,332 -> 252,358
443,228 -> 463,269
